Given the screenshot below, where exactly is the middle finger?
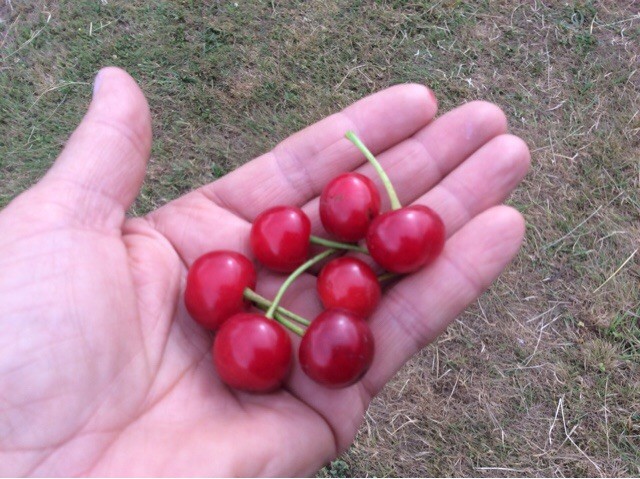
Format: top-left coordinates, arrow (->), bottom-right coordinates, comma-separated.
301,100 -> 509,234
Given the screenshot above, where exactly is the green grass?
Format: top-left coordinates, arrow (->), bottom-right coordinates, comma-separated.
1,0 -> 639,476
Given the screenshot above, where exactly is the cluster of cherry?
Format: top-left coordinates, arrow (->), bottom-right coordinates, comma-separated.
184,132 -> 445,393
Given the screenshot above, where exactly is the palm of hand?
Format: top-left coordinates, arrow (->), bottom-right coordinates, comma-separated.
0,69 -> 529,476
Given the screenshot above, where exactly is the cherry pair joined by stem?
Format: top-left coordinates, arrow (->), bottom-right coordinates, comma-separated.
344,131 -> 446,274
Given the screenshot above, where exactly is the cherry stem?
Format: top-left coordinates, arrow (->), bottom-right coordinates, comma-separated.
310,235 -> 368,254
243,288 -> 311,327
265,249 -> 337,319
345,130 -> 402,211
378,272 -> 399,282
251,300 -> 305,336
274,312 -> 305,337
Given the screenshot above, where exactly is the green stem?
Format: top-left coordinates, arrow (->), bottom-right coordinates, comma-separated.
265,249 -> 337,319
243,288 -> 311,327
274,312 -> 305,337
378,272 -> 399,282
346,130 -> 402,210
310,235 -> 368,254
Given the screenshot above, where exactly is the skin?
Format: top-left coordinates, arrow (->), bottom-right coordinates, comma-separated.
0,68 -> 530,476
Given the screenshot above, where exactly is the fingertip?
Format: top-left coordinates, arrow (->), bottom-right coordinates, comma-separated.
90,67 -> 152,153
465,100 -> 509,136
419,84 -> 438,113
92,66 -> 142,98
398,82 -> 439,121
38,67 -> 154,228
350,83 -> 439,145
498,133 -> 531,160
446,205 -> 527,273
504,133 -> 532,173
488,133 -> 532,181
489,204 -> 527,252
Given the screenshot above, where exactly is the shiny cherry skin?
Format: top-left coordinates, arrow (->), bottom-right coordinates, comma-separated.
319,173 -> 381,242
366,204 -> 445,274
299,309 -> 374,388
184,251 -> 257,330
213,313 -> 292,393
317,257 -> 381,319
250,206 -> 311,273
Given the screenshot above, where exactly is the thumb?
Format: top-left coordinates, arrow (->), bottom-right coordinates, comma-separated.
37,67 -> 152,230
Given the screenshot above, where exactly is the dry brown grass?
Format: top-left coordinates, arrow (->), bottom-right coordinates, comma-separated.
318,2 -> 640,476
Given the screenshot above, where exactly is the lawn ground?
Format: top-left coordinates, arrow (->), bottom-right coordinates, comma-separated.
1,1 -> 638,476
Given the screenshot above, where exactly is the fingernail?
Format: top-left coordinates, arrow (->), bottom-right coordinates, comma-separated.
93,71 -> 104,97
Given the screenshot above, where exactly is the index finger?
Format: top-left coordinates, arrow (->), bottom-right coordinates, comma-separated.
203,84 -> 438,221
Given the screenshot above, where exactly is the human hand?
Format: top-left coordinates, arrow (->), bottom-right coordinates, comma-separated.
0,68 -> 529,476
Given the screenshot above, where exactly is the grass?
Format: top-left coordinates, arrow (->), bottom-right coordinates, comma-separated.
1,0 -> 639,476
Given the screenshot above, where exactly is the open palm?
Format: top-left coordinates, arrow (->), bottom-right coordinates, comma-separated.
0,68 -> 529,476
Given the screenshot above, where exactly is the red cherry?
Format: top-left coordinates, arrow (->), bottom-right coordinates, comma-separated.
250,206 -> 311,273
366,205 -> 445,274
299,309 -> 374,388
317,257 -> 381,319
184,251 -> 256,330
213,313 -> 292,393
319,173 -> 381,242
